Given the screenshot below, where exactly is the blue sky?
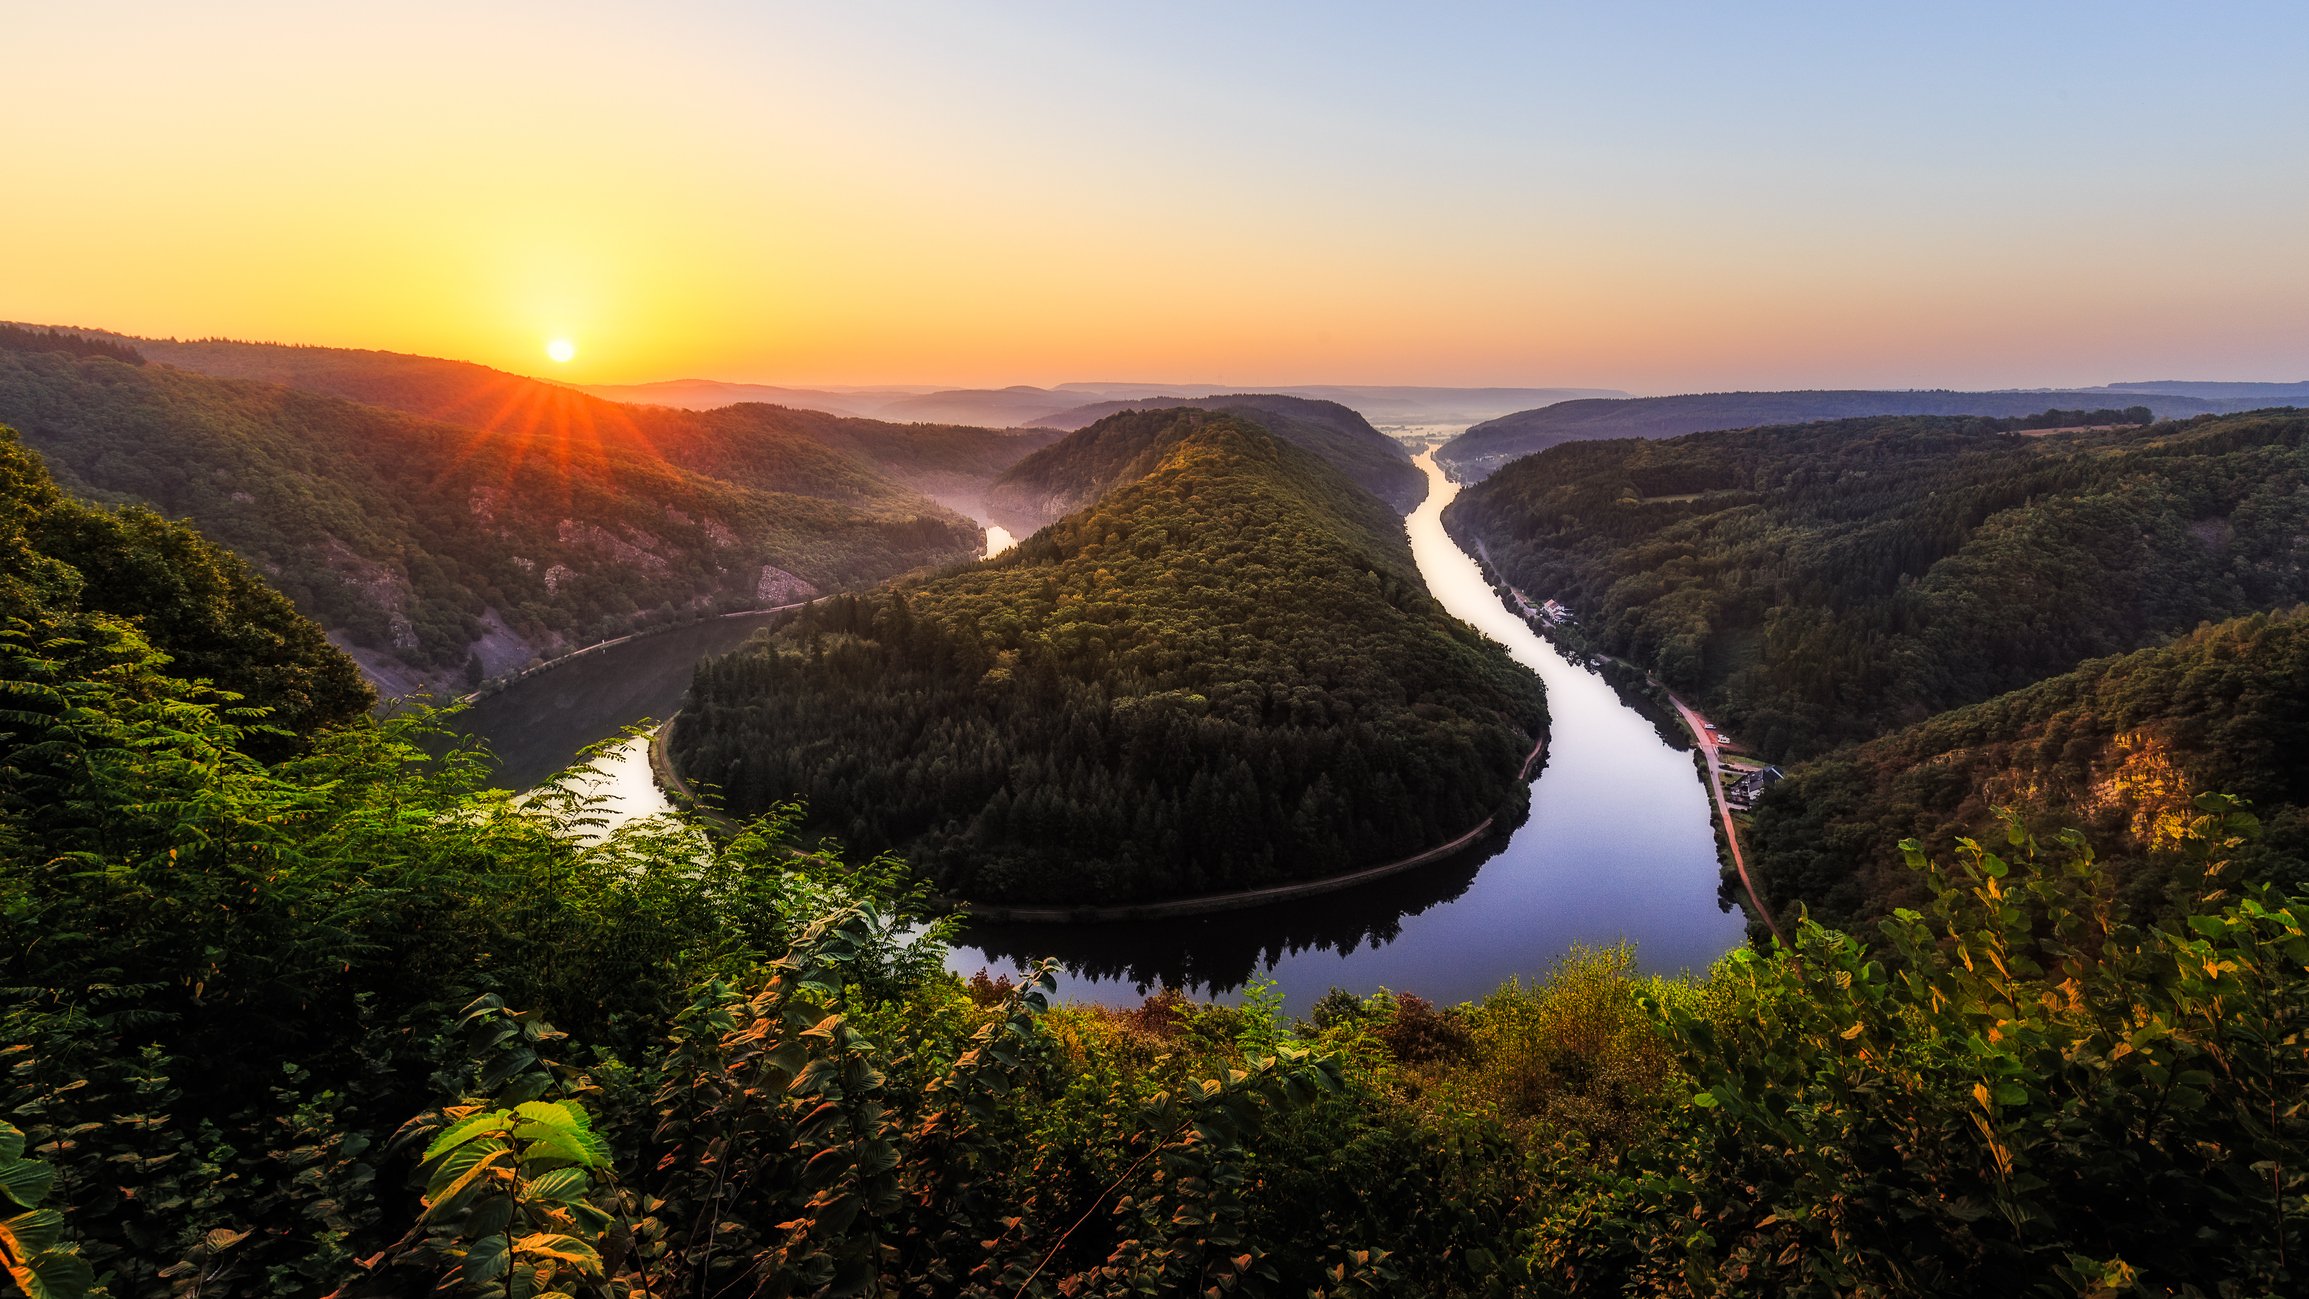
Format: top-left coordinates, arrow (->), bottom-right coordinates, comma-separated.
6,2 -> 2305,387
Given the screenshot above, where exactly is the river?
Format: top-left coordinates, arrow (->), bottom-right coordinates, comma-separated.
454,465 -> 1744,1010
945,452 -> 1744,1007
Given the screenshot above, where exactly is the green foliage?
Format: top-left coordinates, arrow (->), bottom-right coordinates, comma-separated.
1533,799 -> 2308,1295
0,326 -> 140,367
675,410 -> 1546,904
1448,408 -> 2309,761
0,1119 -> 92,1299
0,425 -> 370,751
989,395 -> 1424,526
1752,608 -> 2309,932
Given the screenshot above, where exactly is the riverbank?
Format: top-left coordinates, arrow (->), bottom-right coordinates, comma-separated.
648,709 -> 1547,922
951,729 -> 1549,923
1471,554 -> 1783,945
457,600 -> 814,705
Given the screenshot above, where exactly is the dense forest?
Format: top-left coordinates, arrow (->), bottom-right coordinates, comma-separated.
3,454 -> 2303,1295
994,394 -> 1425,519
0,425 -> 370,750
1749,608 -> 2309,931
1434,388 -> 2240,477
0,347 -> 981,689
674,410 -> 1543,904
1446,409 -> 2309,762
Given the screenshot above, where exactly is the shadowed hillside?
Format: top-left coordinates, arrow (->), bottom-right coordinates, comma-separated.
1445,408 -> 2309,761
0,345 -> 980,690
0,424 -> 370,752
674,409 -> 1543,905
1435,388 -> 2256,478
1749,609 -> 2309,931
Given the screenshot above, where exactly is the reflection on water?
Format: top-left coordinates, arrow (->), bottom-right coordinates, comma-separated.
444,611 -> 789,790
522,736 -> 674,843
944,451 -> 1746,1010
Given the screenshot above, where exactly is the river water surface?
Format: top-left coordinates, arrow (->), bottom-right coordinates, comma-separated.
456,464 -> 1744,1010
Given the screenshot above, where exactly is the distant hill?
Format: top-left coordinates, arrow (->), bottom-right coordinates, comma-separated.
672,410 -> 1545,906
577,378 -> 923,417
1748,609 -> 2309,932
583,376 -> 1622,437
1034,385 -> 1624,433
1435,388 -> 2257,478
32,329 -> 1055,515
1444,407 -> 2309,762
985,396 -> 1424,529
0,344 -> 980,692
0,424 -> 370,752
2091,380 -> 2309,402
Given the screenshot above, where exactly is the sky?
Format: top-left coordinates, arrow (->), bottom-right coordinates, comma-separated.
5,2 -> 2307,391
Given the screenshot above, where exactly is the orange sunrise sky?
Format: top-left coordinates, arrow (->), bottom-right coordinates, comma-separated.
5,3 -> 2306,392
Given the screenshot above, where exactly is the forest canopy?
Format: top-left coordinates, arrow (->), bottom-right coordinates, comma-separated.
1445,408 -> 2309,762
0,424 -> 369,750
673,409 -> 1545,905
1748,607 -> 2309,932
988,393 -> 1424,526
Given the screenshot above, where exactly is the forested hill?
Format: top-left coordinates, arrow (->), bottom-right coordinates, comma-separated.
0,345 -> 979,691
31,327 -> 1061,512
1435,388 -> 2249,478
0,425 -> 370,751
985,396 -> 1423,531
1747,609 -> 2309,933
1444,408 -> 2309,761
673,409 -> 1545,905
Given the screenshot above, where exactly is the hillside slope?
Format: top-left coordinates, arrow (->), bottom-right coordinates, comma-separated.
1444,408 -> 2309,761
985,396 -> 1423,529
0,344 -> 978,690
673,410 -> 1545,905
1435,388 -> 2249,478
1747,609 -> 2309,930
29,327 -> 1057,516
0,425 -> 370,751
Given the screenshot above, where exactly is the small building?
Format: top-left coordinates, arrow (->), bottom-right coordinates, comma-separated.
1539,598 -> 1576,625
1725,764 -> 1784,810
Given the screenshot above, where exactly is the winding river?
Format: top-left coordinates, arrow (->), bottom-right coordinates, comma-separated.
448,455 -> 1745,1010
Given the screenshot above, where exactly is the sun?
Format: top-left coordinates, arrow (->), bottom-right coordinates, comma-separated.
545,338 -> 577,364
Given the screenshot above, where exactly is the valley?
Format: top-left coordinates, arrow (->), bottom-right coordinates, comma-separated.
447,447 -> 1743,1007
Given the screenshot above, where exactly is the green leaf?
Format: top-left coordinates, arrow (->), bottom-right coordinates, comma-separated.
512,1233 -> 603,1272
0,1209 -> 65,1257
461,1233 -> 511,1285
1,1212 -> 90,1299
522,1167 -> 592,1202
4,1250 -> 92,1299
0,1159 -> 55,1211
1691,1091 -> 1719,1108
513,1100 -> 589,1132
425,1109 -> 512,1161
